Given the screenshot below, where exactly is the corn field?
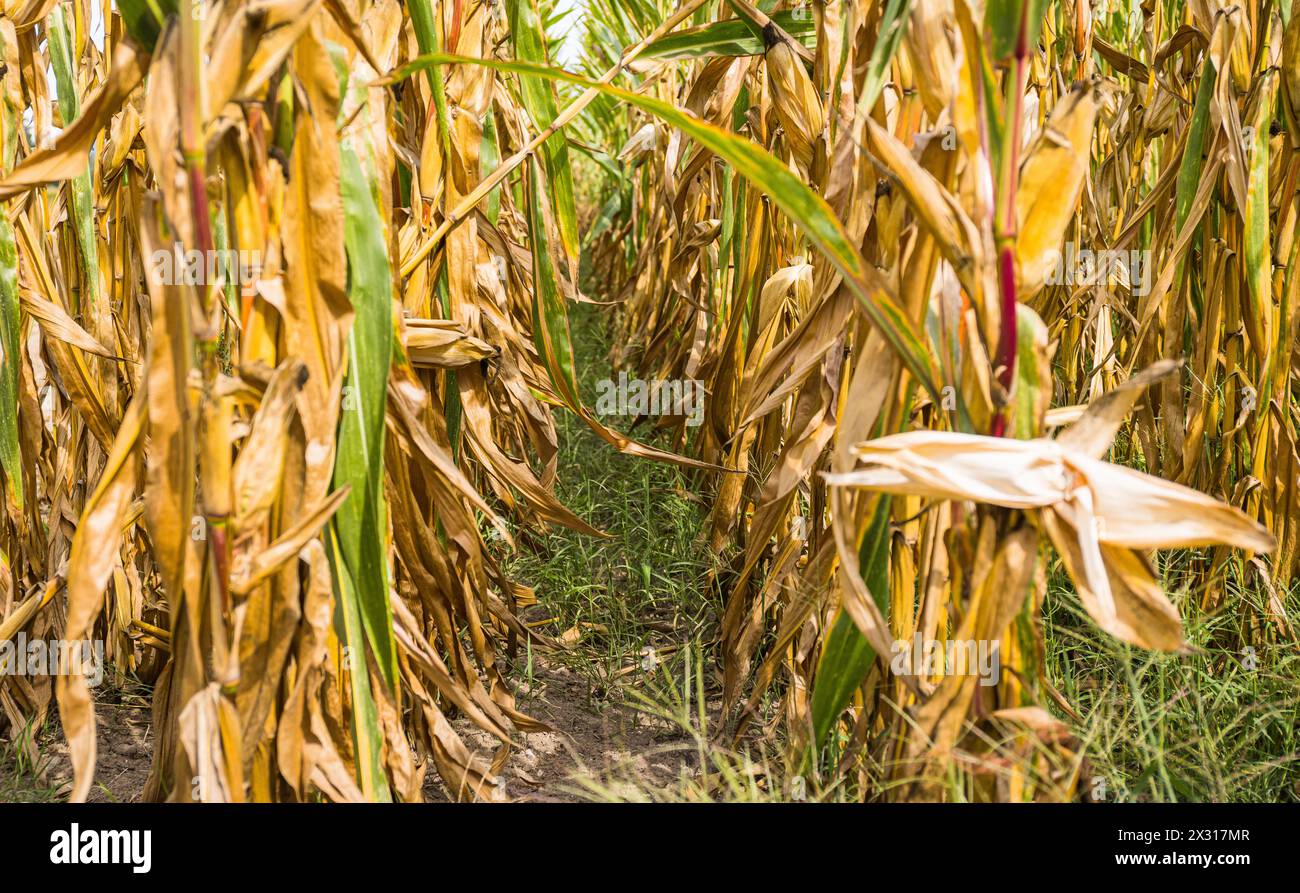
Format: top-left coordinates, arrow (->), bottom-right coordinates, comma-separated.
0,0 -> 1295,804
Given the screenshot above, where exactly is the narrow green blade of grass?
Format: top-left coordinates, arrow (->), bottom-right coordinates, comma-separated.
325,52 -> 397,799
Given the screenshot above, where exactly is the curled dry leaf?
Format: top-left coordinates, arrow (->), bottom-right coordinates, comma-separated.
827,427 -> 1272,650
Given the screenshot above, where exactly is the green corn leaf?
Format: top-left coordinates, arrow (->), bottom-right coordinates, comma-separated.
403,2 -> 463,456
1175,66 -> 1217,232
643,10 -> 817,60
506,0 -> 582,268
0,25 -> 20,512
50,5 -> 99,313
1243,76 -> 1274,377
1173,63 -> 1216,312
525,156 -> 581,403
986,0 -> 1050,61
861,0 -> 913,111
116,0 -> 176,49
1010,305 -> 1050,439
327,527 -> 391,802
810,495 -> 892,751
332,135 -> 399,694
481,109 -> 502,224
0,215 -> 21,511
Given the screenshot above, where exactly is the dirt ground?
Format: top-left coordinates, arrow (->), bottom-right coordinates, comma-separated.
24,698 -> 154,803
12,654 -> 698,803
431,657 -> 700,802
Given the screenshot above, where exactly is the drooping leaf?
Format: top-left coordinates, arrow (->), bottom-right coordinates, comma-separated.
389,53 -> 943,401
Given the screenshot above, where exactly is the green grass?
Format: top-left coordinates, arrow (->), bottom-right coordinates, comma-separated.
569,643 -> 795,802
1043,557 -> 1300,802
0,717 -> 62,802
491,301 -> 726,701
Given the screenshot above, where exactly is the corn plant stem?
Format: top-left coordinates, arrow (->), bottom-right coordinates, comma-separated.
179,1 -> 212,268
181,0 -> 231,611
991,7 -> 1032,437
398,0 -> 711,278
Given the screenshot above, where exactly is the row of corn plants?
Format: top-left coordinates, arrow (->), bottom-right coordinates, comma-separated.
578,0 -> 1297,799
0,0 -> 688,801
